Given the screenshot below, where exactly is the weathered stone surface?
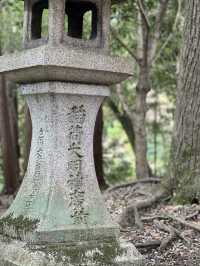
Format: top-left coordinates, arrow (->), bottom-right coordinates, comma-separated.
0,83 -> 144,265
0,237 -> 144,266
2,83 -> 117,243
22,0 -> 124,51
0,46 -> 132,85
23,0 -> 111,52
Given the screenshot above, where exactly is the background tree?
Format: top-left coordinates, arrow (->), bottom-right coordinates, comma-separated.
94,108 -> 108,189
109,0 -> 182,179
169,0 -> 200,203
0,74 -> 19,194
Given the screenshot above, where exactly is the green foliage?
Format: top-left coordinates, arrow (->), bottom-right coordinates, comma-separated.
103,105 -> 136,184
0,1 -> 23,52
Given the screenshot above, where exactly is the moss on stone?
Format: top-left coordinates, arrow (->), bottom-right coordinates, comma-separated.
0,213 -> 39,241
29,239 -> 123,265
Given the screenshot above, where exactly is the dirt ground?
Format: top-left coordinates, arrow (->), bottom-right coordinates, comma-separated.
104,181 -> 200,266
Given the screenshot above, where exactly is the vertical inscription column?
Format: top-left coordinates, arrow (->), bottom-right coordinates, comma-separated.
25,128 -> 45,211
67,105 -> 89,224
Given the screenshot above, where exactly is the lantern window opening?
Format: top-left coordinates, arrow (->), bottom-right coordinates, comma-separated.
31,0 -> 49,40
65,1 -> 98,41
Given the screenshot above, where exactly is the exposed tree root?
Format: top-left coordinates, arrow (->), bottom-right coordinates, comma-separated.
141,215 -> 168,222
134,240 -> 161,250
107,178 -> 161,194
133,218 -> 191,252
144,213 -> 200,234
119,191 -> 165,227
154,220 -> 177,250
108,178 -> 199,253
154,220 -> 190,250
185,208 -> 200,220
167,213 -> 200,233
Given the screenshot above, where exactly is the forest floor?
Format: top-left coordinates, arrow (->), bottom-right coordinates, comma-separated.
0,182 -> 200,266
104,180 -> 200,266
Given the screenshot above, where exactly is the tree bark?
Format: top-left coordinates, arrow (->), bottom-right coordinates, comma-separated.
0,75 -> 18,194
7,82 -> 20,174
94,106 -> 108,190
133,60 -> 150,179
23,104 -> 32,174
169,1 -> 200,203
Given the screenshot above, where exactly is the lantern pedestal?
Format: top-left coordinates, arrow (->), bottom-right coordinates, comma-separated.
0,237 -> 144,266
0,83 -> 144,265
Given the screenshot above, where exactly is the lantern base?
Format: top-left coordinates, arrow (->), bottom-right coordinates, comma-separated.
0,237 -> 144,266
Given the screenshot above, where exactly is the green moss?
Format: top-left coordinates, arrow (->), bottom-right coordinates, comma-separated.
31,239 -> 123,265
0,213 -> 39,241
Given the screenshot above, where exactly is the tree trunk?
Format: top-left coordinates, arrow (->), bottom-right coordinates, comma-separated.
134,64 -> 150,179
94,106 -> 108,190
23,104 -> 32,174
108,99 -> 153,177
153,99 -> 158,176
107,99 -> 135,151
0,75 -> 18,194
134,89 -> 149,179
7,82 -> 20,175
169,1 -> 200,203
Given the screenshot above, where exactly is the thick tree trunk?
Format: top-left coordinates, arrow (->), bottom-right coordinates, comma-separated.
0,75 -> 18,194
169,1 -> 200,203
94,106 -> 108,190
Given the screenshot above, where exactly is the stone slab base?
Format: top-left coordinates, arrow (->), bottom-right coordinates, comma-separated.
0,238 -> 145,266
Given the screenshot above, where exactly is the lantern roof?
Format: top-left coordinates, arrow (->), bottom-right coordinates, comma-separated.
0,46 -> 132,85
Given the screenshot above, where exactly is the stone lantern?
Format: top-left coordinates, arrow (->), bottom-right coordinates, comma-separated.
0,0 -> 144,265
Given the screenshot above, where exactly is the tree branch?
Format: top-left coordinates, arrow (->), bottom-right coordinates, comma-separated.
111,28 -> 140,64
116,84 -> 134,120
152,0 -> 182,64
136,0 -> 150,30
149,0 -> 170,63
136,1 -> 150,68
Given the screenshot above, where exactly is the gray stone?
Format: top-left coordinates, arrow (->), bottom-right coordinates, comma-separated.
23,0 -> 111,52
0,46 -> 132,85
3,83 -> 117,244
0,237 -> 144,266
22,0 -> 123,51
